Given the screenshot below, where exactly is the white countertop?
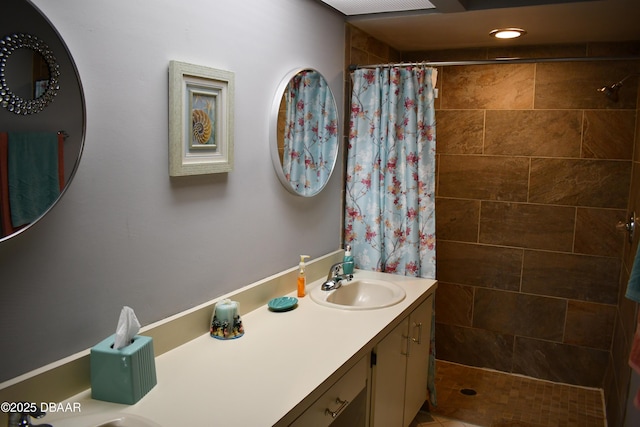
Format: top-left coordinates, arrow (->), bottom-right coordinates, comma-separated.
45,270 -> 437,427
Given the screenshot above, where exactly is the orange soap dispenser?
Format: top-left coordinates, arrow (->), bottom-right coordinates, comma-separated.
297,255 -> 310,297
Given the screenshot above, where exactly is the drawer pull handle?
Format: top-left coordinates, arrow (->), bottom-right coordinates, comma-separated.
401,334 -> 411,356
325,397 -> 349,418
412,322 -> 423,344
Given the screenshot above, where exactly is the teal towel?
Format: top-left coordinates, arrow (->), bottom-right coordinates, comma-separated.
627,248 -> 640,303
7,132 -> 60,227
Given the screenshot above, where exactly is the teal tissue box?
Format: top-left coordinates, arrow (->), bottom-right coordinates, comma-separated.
90,334 -> 157,404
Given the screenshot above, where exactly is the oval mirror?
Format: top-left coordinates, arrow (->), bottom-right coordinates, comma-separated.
270,68 -> 339,197
0,0 -> 85,242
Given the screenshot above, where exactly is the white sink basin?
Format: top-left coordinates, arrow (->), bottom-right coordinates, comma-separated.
52,413 -> 161,427
310,277 -> 405,310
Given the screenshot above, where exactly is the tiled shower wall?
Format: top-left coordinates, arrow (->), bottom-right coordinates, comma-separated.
605,77 -> 640,426
412,50 -> 639,389
346,24 -> 640,425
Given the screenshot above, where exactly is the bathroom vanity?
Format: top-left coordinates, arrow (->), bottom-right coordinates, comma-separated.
9,253 -> 437,427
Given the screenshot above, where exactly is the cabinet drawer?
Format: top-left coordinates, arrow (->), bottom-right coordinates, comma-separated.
291,356 -> 368,427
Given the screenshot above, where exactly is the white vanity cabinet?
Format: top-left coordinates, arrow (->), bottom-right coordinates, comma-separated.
290,356 -> 368,427
30,267 -> 437,427
370,295 -> 433,427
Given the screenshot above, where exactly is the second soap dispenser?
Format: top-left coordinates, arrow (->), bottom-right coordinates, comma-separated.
343,244 -> 354,274
297,255 -> 310,297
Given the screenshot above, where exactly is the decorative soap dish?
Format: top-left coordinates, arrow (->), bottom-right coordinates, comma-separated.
268,296 -> 298,312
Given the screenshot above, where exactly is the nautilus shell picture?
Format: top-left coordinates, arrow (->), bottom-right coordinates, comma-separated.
192,109 -> 212,144
169,61 -> 233,176
190,93 -> 216,149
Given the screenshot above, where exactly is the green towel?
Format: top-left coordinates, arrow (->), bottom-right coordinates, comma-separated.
7,132 -> 60,227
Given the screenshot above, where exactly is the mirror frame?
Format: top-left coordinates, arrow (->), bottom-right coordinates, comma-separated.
269,67 -> 339,197
0,32 -> 60,115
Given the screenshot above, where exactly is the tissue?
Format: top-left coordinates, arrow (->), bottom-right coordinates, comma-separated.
114,306 -> 140,350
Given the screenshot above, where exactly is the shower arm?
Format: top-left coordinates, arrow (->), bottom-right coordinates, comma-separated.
614,72 -> 640,86
605,72 -> 640,89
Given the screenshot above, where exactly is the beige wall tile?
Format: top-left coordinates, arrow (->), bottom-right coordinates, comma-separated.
435,110 -> 484,154
438,155 -> 529,201
484,110 -> 582,157
349,46 -> 369,66
635,101 -> 640,162
529,158 -> 631,208
349,26 -> 370,52
611,315 -> 633,406
617,267 -> 638,352
604,356 -> 623,427
441,64 -> 535,110
535,61 -> 639,110
564,301 -> 616,350
436,197 -> 480,242
473,288 -> 566,341
513,337 -> 609,387
403,48 -> 488,62
437,241 -> 523,290
435,282 -> 474,327
582,110 -> 636,159
521,250 -> 620,304
479,201 -> 575,251
435,323 -> 514,372
574,207 -> 626,256
488,44 -> 587,59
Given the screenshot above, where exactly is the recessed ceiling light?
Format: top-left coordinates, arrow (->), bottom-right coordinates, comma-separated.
489,28 -> 527,39
318,0 -> 435,16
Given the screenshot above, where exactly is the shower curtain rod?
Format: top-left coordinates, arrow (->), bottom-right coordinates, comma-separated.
348,55 -> 640,71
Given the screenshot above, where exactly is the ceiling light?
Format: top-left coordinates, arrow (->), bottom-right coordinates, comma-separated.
489,28 -> 527,39
318,0 -> 435,16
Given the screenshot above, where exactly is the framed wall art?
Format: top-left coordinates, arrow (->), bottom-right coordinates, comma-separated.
168,61 -> 234,176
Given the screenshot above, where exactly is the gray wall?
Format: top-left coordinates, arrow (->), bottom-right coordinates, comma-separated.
0,0 -> 345,382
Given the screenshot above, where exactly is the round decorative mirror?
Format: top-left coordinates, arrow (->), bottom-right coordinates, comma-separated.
270,68 -> 339,197
0,32 -> 60,115
0,0 -> 85,242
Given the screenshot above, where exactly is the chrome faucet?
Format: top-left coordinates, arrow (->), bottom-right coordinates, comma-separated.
321,261 -> 354,291
7,406 -> 51,427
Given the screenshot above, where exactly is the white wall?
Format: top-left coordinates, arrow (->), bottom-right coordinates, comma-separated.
0,0 -> 345,382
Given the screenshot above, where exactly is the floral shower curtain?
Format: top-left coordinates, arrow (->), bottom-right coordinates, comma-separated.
344,65 -> 438,405
282,70 -> 338,196
345,66 -> 437,278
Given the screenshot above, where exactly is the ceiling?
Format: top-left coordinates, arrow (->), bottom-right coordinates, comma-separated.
317,0 -> 640,52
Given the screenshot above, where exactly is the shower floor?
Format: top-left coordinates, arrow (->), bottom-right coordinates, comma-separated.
418,360 -> 606,427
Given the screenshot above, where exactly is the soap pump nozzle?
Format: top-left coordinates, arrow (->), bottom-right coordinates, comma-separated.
299,254 -> 310,267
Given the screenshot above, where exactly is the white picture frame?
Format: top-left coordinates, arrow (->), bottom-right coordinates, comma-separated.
168,61 -> 234,176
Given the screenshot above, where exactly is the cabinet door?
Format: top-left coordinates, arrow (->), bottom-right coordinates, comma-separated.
403,295 -> 433,426
370,317 -> 409,427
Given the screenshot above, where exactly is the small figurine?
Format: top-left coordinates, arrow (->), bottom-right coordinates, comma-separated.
233,315 -> 244,336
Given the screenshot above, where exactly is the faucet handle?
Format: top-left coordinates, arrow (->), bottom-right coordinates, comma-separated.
8,404 -> 51,427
